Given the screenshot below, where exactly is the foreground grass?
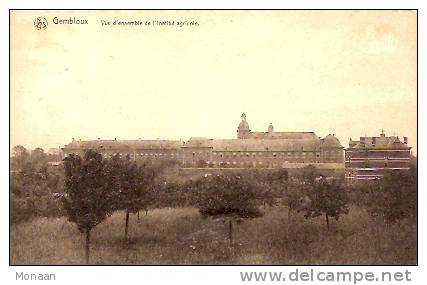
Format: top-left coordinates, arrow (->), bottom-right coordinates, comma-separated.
10,206 -> 416,265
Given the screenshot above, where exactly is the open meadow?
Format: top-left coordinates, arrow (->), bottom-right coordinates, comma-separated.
11,206 -> 416,265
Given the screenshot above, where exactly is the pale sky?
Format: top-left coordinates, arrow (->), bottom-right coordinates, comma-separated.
11,10 -> 417,154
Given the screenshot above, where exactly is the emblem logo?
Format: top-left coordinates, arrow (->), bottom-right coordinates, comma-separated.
34,17 -> 48,30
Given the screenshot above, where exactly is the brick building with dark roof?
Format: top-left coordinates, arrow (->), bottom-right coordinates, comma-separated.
344,130 -> 411,184
62,113 -> 344,170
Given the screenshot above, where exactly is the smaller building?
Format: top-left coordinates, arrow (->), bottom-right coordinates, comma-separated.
344,130 -> 411,184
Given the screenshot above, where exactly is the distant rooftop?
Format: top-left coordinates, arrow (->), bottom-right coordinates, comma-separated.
347,130 -> 410,150
63,139 -> 183,150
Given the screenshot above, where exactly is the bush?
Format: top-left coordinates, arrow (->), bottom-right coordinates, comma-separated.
363,167 -> 417,223
194,174 -> 264,245
10,160 -> 65,224
302,179 -> 349,230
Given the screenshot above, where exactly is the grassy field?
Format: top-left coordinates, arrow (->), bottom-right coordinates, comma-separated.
10,206 -> 416,265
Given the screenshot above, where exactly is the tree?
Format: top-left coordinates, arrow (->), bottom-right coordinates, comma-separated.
252,169 -> 288,209
365,167 -> 417,223
106,154 -> 152,240
11,145 -> 30,171
283,181 -> 305,220
195,174 -> 263,245
11,146 -> 64,224
62,150 -> 113,263
302,164 -> 319,183
302,179 -> 349,231
30,147 -> 47,171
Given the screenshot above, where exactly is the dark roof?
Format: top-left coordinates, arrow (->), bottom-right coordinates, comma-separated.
321,134 -> 343,148
64,139 -> 182,150
238,120 -> 250,130
210,138 -> 321,151
183,135 -> 342,151
347,136 -> 410,150
248,132 -> 318,140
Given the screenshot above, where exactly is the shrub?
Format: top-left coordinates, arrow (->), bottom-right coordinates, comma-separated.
364,167 -> 417,223
302,179 -> 349,230
195,174 -> 263,245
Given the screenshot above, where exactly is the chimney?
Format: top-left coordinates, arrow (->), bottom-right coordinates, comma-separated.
114,138 -> 117,141
380,129 -> 385,137
404,137 -> 408,144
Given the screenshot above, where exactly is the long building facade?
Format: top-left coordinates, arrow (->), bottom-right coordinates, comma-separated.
344,130 -> 411,184
62,113 -> 344,170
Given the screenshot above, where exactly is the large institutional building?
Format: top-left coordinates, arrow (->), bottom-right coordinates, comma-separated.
62,113 -> 345,170
344,130 -> 412,184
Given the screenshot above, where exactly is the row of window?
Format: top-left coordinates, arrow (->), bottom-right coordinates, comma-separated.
195,151 -> 341,158
71,150 -> 341,159
205,160 -> 338,165
101,152 -> 177,158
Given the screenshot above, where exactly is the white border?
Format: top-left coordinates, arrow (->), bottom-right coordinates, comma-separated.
1,1 -> 425,284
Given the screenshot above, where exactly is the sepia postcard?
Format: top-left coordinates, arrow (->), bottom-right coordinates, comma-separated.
10,10 -> 417,268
